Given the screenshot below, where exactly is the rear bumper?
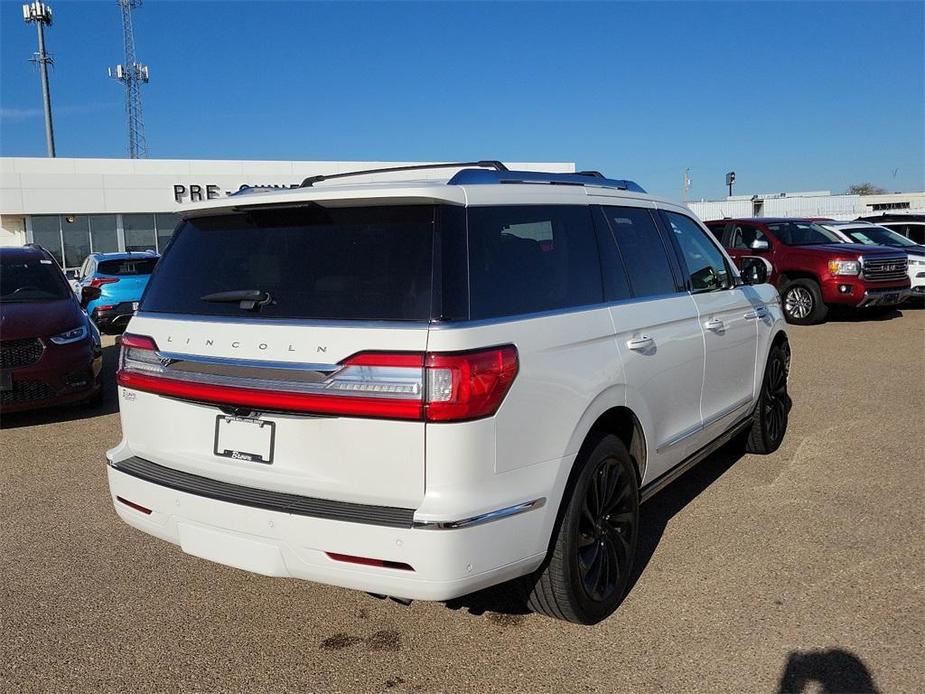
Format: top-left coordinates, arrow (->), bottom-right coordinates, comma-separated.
106,461 -> 547,601
92,302 -> 137,333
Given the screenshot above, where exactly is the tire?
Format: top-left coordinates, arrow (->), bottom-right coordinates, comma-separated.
745,341 -> 791,454
525,433 -> 639,624
781,279 -> 828,325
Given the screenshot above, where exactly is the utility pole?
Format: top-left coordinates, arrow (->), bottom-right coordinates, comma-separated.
109,0 -> 149,158
682,168 -> 691,202
22,2 -> 56,157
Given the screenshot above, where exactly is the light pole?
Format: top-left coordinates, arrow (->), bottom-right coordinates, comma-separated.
22,2 -> 56,157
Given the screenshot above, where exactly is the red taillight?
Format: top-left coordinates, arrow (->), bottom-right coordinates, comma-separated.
89,277 -> 119,288
117,334 -> 518,423
95,305 -> 116,312
325,552 -> 414,571
424,346 -> 519,422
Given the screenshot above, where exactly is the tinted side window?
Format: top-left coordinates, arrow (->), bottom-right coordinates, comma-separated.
600,206 -> 678,298
662,211 -> 731,292
466,205 -> 603,319
704,222 -> 725,243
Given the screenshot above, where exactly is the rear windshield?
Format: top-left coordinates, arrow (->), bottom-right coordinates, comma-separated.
141,205 -> 436,321
98,258 -> 159,276
0,255 -> 72,302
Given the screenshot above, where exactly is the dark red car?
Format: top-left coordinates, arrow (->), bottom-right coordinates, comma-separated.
1,245 -> 103,413
705,218 -> 911,324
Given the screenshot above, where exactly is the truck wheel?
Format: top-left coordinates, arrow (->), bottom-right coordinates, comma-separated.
524,433 -> 639,624
745,341 -> 791,454
781,279 -> 828,325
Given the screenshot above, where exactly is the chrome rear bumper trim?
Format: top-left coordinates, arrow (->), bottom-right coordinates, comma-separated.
412,498 -> 546,530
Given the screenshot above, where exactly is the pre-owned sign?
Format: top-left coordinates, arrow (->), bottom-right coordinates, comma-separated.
173,183 -> 298,203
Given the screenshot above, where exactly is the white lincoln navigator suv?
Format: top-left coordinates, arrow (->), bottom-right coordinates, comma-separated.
107,162 -> 791,624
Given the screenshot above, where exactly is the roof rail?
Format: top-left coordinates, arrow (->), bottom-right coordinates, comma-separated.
300,160 -> 508,188
446,168 -> 646,193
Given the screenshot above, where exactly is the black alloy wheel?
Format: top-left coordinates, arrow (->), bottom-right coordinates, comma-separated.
762,350 -> 789,446
577,458 -> 636,604
745,342 -> 791,454
525,434 -> 639,624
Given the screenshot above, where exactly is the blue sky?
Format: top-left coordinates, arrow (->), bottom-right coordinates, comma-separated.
1,1 -> 923,200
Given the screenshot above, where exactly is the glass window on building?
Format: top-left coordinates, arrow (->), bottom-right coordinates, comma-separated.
155,213 -> 181,252
62,215 -> 92,269
123,214 -> 157,252
30,216 -> 64,266
89,215 -> 119,254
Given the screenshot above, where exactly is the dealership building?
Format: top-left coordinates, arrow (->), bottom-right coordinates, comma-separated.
686,189 -> 925,222
0,157 -> 574,270
4,157 -> 922,271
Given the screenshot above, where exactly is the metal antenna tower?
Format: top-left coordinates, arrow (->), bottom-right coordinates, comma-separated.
108,0 -> 149,158
22,2 -> 56,157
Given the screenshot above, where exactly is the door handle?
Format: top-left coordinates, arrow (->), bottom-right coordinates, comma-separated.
704,318 -> 725,331
626,335 -> 655,351
744,309 -> 767,320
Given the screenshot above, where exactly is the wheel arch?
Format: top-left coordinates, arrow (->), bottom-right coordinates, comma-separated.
777,270 -> 819,290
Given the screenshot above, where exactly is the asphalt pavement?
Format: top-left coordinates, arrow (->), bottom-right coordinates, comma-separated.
2,306 -> 923,693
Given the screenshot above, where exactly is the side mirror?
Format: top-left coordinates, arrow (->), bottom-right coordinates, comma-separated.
80,285 -> 102,308
740,256 -> 772,285
750,239 -> 770,251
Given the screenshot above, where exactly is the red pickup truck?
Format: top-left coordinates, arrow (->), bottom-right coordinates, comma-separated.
705,218 -> 910,324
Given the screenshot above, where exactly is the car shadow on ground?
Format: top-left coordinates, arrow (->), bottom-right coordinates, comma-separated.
442,440 -> 747,619
0,342 -> 120,429
777,648 -> 879,693
827,302 -> 922,322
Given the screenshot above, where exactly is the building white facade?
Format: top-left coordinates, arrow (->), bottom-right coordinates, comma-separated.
686,189 -> 925,222
0,157 -> 574,269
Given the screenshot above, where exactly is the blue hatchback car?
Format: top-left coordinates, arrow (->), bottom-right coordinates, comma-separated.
74,251 -> 159,334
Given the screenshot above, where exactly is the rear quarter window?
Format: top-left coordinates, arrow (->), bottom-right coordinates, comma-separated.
466,205 -> 603,319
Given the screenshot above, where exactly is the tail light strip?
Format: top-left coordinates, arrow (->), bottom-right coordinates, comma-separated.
117,334 -> 518,423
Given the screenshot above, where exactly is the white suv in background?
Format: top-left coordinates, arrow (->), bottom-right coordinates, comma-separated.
818,220 -> 925,299
107,162 -> 791,624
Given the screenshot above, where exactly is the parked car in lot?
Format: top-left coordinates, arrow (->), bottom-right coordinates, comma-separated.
816,220 -> 925,299
704,217 -> 910,324
856,214 -> 925,245
107,162 -> 790,624
0,245 -> 103,413
74,251 -> 159,334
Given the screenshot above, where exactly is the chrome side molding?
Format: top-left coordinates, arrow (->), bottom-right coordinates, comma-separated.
413,498 -> 546,530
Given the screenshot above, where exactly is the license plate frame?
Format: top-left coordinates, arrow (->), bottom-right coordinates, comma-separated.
0,371 -> 11,392
213,415 -> 275,464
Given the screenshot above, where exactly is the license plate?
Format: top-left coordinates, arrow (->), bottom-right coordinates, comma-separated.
213,416 -> 275,464
0,371 -> 11,392
132,302 -> 139,311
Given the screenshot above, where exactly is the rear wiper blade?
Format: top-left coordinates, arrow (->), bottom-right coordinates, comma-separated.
200,289 -> 272,311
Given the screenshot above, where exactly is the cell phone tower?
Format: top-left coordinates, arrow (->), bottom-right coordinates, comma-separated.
108,0 -> 149,158
22,2 -> 56,157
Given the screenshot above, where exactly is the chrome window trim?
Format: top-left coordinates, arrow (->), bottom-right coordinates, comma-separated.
412,498 -> 546,530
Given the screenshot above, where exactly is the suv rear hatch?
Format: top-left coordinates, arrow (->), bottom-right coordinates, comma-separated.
116,205 -> 441,510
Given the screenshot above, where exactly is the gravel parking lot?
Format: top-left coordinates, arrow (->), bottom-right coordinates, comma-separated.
2,307 -> 923,694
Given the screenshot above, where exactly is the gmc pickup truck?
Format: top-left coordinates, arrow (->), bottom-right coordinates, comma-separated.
705,217 -> 910,324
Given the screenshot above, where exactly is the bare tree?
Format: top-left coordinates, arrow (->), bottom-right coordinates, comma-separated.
846,183 -> 887,195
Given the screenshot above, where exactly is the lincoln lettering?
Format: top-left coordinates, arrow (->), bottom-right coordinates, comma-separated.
165,336 -> 327,353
